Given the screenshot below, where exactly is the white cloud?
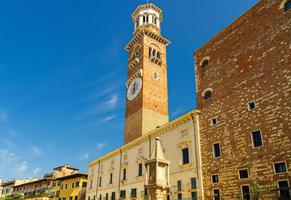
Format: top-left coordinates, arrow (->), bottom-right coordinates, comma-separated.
77,153 -> 90,161
0,111 -> 8,122
30,145 -> 42,156
32,168 -> 42,176
96,143 -> 106,151
16,161 -> 28,172
77,94 -> 119,120
3,139 -> 16,148
96,115 -> 116,125
0,149 -> 19,162
102,95 -> 118,110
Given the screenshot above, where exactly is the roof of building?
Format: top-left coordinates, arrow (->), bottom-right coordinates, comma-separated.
52,173 -> 88,181
132,3 -> 163,21
88,109 -> 200,167
53,164 -> 79,171
1,180 -> 16,187
13,178 -> 51,188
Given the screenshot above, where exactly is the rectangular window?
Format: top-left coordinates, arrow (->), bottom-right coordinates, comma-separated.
182,148 -> 190,164
99,194 -> 102,200
82,182 -> 87,187
89,180 -> 92,189
212,175 -> 219,183
99,177 -> 102,187
274,162 -> 287,174
191,178 -> 197,189
177,193 -> 182,200
72,182 -> 74,188
120,190 -> 126,198
241,185 -> 250,200
123,169 -> 127,180
248,101 -> 256,111
65,184 -> 68,189
211,118 -> 218,126
239,169 -> 249,179
278,180 -> 291,199
105,193 -> 108,200
213,189 -> 220,200
75,181 -> 79,187
251,130 -> 263,148
177,180 -> 182,192
74,196 -> 78,200
69,197 -> 73,200
131,188 -> 137,198
191,192 -> 197,200
109,173 -> 113,184
111,192 -> 115,200
213,143 -> 221,158
138,163 -> 143,176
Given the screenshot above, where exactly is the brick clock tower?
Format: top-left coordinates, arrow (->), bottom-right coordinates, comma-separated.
124,4 -> 170,144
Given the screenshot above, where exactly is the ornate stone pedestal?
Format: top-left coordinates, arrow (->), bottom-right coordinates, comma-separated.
145,137 -> 170,200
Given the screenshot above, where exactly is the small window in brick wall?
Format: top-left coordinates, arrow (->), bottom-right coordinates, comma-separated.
200,59 -> 209,68
211,118 -> 218,126
239,169 -> 249,179
248,101 -> 256,111
251,130 -> 263,148
204,90 -> 212,100
212,175 -> 219,183
274,162 -> 288,174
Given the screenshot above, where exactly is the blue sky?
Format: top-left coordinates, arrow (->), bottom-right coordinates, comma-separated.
0,0 -> 258,179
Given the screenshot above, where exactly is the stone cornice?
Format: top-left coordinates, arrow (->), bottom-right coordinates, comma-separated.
125,29 -> 170,52
88,109 -> 200,167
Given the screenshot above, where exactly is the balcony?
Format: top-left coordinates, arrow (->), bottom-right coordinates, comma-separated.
149,56 -> 162,65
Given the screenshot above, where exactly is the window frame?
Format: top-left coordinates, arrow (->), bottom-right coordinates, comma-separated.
247,101 -> 256,111
277,180 -> 291,199
212,142 -> 221,158
138,163 -> 143,177
199,57 -> 210,69
211,174 -> 219,184
273,161 -> 288,174
182,147 -> 190,165
212,188 -> 221,200
240,184 -> 251,200
210,117 -> 218,126
250,130 -> 263,148
238,168 -> 249,179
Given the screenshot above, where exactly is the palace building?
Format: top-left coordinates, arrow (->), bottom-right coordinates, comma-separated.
87,0 -> 291,200
194,0 -> 290,199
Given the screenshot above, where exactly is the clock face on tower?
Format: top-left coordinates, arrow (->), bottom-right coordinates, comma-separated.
127,78 -> 142,101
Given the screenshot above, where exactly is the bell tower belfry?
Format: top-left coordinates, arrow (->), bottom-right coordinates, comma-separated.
124,4 -> 170,144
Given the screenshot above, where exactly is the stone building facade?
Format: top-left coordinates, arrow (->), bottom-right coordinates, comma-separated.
87,111 -> 202,200
194,0 -> 291,199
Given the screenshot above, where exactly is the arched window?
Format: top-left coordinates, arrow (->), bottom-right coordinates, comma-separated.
203,89 -> 212,100
149,47 -> 152,57
157,52 -> 161,59
153,49 -> 156,57
201,59 -> 209,68
284,0 -> 291,11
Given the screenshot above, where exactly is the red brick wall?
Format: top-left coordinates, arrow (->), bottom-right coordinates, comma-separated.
194,0 -> 291,198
